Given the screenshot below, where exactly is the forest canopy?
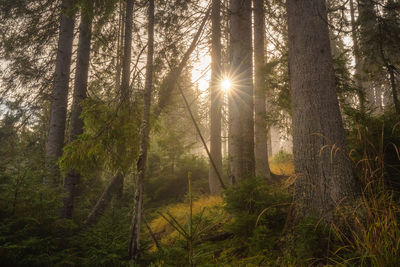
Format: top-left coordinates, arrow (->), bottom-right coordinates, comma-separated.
0,0 -> 400,266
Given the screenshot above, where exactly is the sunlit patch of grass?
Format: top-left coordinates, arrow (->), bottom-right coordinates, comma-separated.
149,196 -> 228,247
270,161 -> 294,175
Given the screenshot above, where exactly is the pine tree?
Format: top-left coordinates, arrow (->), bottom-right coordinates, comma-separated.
209,0 -> 223,195
286,0 -> 358,220
229,0 -> 255,182
254,0 -> 272,182
45,0 -> 75,185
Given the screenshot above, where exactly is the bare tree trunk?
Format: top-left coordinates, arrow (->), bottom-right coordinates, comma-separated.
209,0 -> 223,195
128,0 -> 154,261
60,5 -> 93,219
45,0 -> 75,185
229,0 -> 255,181
253,0 -> 272,182
286,0 -> 357,221
350,0 -> 365,112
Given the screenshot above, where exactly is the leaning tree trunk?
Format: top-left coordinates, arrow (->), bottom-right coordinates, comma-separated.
253,0 -> 272,182
229,0 -> 255,182
209,0 -> 223,195
45,0 -> 75,185
128,0 -> 154,261
286,0 -> 358,221
60,5 -> 93,219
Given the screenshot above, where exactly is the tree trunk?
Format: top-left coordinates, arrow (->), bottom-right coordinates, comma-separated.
388,65 -> 400,115
286,0 -> 357,221
350,0 -> 365,112
115,0 -> 135,199
128,0 -> 154,261
45,0 -> 75,185
60,5 -> 93,219
253,0 -> 272,182
209,0 -> 223,195
229,0 -> 255,181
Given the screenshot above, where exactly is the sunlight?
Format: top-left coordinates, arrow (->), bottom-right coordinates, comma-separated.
221,78 -> 232,92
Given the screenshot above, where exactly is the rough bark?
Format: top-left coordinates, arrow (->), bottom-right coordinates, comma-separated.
286,0 -> 357,221
229,0 -> 255,181
253,0 -> 272,182
60,6 -> 93,219
128,0 -> 154,261
45,0 -> 75,185
209,0 -> 223,195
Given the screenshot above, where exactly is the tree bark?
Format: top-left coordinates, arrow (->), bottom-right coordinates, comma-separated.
45,0 -> 75,185
128,0 -> 154,261
229,0 -> 255,181
60,4 -> 93,219
253,0 -> 272,182
286,0 -> 357,221
209,0 -> 223,195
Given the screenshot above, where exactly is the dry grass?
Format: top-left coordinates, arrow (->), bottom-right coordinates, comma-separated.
269,160 -> 294,176
149,196 -> 227,246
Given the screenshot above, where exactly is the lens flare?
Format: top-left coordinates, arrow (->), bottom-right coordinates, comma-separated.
221,78 -> 232,91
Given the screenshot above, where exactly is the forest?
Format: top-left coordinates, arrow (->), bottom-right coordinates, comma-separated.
0,0 -> 400,266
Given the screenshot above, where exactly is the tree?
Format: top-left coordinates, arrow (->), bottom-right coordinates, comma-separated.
44,0 -> 75,185
350,0 -> 365,112
128,0 -> 154,260
286,0 -> 358,220
229,0 -> 255,182
253,0 -> 272,182
209,0 -> 223,195
60,0 -> 94,219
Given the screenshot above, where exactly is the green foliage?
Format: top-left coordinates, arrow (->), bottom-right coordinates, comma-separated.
223,177 -> 291,262
76,207 -> 131,266
59,97 -> 141,177
290,217 -> 333,265
346,110 -> 400,191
